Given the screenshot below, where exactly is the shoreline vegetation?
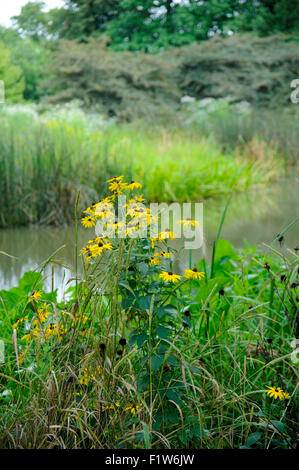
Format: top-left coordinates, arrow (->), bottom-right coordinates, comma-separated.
0,178 -> 298,449
1,101 -> 297,229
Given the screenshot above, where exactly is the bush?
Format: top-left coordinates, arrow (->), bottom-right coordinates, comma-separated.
45,34 -> 299,120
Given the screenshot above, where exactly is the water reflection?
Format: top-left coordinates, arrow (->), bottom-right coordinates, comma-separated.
0,179 -> 298,294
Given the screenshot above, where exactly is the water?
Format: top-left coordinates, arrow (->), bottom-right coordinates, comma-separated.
0,179 -> 298,297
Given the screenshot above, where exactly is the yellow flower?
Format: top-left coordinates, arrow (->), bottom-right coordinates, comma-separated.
106,175 -> 124,183
134,194 -> 145,202
89,241 -> 113,257
159,229 -> 176,240
44,323 -> 59,340
127,203 -> 146,218
125,404 -> 140,414
150,230 -> 175,248
81,215 -> 95,228
19,347 -> 28,364
184,268 -> 205,280
159,271 -> 182,283
126,180 -> 142,190
12,316 -> 27,330
21,329 -> 39,342
180,218 -> 200,228
126,222 -> 138,236
108,179 -> 127,194
29,290 -> 42,303
154,251 -> 172,259
266,386 -> 287,400
103,402 -> 121,411
150,256 -> 161,266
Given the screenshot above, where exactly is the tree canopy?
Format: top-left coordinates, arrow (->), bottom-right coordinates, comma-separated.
0,42 -> 24,103
11,0 -> 299,51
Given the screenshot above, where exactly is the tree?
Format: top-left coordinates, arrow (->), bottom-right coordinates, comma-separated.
229,0 -> 299,35
51,0 -> 122,39
9,0 -> 299,53
45,37 -> 180,119
0,42 -> 25,103
11,1 -> 50,41
0,27 -> 51,101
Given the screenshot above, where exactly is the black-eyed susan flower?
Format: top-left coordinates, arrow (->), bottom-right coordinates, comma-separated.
159,271 -> 182,283
154,251 -> 172,259
21,329 -> 40,342
12,316 -> 28,330
126,222 -> 138,236
150,256 -> 161,266
89,241 -> 113,257
29,290 -> 42,303
127,180 -> 142,190
44,323 -> 59,340
106,175 -> 124,183
266,386 -> 286,400
159,229 -> 176,240
150,230 -> 176,248
180,218 -> 200,228
184,268 -> 205,280
134,194 -> 145,202
81,215 -> 95,228
125,404 -> 141,414
107,176 -> 127,194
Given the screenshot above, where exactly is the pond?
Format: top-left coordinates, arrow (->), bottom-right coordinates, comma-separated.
0,178 -> 298,298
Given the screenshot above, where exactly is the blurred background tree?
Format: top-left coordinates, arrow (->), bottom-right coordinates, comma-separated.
0,42 -> 24,102
11,0 -> 299,49
1,0 -> 298,103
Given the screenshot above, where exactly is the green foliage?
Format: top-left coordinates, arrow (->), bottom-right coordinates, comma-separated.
0,42 -> 24,103
11,1 -> 299,50
45,34 -> 299,116
45,37 -> 180,119
173,33 -> 299,108
230,0 -> 299,36
0,27 -> 51,101
0,192 -> 298,448
11,1 -> 50,42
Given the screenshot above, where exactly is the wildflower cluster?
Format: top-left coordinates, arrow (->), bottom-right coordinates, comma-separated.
80,176 -> 205,286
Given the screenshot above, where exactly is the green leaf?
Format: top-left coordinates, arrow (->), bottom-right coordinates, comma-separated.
141,422 -> 151,449
166,389 -> 183,405
190,425 -> 210,439
18,271 -> 43,292
151,354 -> 164,372
246,432 -> 262,447
156,326 -> 171,339
133,334 -> 148,348
136,262 -> 149,276
138,295 -> 153,311
270,420 -> 284,433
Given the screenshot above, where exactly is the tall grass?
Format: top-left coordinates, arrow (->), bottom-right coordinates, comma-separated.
0,103 -> 287,227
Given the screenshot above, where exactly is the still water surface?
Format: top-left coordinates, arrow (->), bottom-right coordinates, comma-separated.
0,179 -> 298,297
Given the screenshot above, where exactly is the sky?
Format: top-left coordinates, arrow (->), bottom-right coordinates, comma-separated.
0,0 -> 64,27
